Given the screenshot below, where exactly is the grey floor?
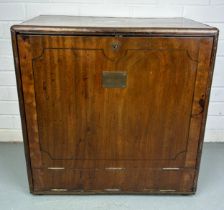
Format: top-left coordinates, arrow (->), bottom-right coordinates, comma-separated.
0,143 -> 223,210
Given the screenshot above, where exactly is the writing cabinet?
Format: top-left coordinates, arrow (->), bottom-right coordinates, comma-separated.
11,15 -> 218,194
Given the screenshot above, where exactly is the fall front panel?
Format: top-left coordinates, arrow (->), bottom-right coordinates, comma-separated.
17,35 -> 202,178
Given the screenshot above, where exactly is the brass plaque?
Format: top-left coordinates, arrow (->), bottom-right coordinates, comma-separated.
102,71 -> 127,88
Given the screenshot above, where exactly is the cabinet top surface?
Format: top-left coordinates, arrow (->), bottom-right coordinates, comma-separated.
12,15 -> 218,35
21,15 -> 211,28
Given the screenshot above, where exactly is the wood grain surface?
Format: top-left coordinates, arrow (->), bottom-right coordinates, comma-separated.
11,16 -> 218,194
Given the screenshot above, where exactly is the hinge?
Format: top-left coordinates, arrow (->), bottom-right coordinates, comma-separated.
47,167 -> 65,170
105,167 -> 126,171
104,188 -> 121,192
51,189 -> 67,192
159,189 -> 176,192
162,167 -> 180,171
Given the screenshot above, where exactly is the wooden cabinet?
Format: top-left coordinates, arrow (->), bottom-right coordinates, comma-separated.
11,15 -> 218,195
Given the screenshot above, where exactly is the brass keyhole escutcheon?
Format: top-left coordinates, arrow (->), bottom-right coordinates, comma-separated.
111,42 -> 120,50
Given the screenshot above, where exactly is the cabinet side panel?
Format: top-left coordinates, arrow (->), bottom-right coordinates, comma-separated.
193,35 -> 219,191
16,35 -> 43,171
11,30 -> 34,192
185,37 -> 217,171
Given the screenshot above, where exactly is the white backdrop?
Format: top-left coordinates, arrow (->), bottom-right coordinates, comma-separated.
0,0 -> 223,142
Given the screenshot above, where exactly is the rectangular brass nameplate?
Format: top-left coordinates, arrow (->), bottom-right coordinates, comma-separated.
102,71 -> 127,88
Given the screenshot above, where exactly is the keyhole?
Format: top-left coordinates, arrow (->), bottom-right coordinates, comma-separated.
111,42 -> 120,50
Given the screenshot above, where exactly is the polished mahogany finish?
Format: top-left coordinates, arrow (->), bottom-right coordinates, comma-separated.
11,15 -> 218,195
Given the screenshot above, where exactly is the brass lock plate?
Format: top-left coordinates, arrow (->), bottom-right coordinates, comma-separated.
102,71 -> 127,88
